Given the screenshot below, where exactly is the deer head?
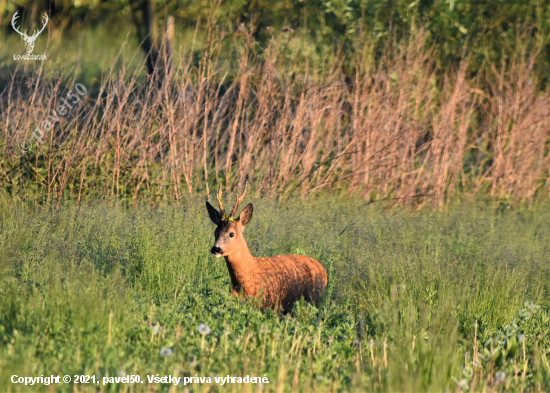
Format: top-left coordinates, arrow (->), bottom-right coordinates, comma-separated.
206,182 -> 253,257
11,11 -> 49,55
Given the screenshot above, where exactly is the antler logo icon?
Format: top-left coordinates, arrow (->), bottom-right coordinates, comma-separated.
11,10 -> 48,55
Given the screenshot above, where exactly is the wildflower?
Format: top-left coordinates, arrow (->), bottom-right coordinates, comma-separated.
495,371 -> 505,383
151,325 -> 159,335
517,334 -> 526,342
198,324 -> 211,335
316,375 -> 325,380
160,347 -> 173,357
118,371 -> 126,378
190,359 -> 198,367
474,321 -> 478,327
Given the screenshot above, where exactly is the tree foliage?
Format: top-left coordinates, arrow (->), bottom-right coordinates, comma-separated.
2,0 -> 549,80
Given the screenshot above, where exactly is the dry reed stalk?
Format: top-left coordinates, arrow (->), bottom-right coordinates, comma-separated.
2,26 -> 549,207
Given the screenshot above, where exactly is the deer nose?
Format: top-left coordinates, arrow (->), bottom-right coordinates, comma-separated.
211,246 -> 222,255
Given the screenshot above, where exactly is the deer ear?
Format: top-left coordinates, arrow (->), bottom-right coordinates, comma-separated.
206,201 -> 221,225
238,203 -> 253,226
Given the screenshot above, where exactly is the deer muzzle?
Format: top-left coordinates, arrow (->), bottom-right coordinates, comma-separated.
211,246 -> 223,257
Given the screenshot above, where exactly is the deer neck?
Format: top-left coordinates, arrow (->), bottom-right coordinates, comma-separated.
223,239 -> 257,289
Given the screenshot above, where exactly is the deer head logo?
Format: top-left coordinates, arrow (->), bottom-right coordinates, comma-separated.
11,11 -> 48,55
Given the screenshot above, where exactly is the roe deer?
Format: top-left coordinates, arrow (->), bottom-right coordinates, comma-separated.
206,182 -> 327,313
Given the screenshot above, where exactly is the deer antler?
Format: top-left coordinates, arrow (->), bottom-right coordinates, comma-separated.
11,11 -> 28,38
30,13 -> 48,40
230,181 -> 248,219
216,184 -> 226,220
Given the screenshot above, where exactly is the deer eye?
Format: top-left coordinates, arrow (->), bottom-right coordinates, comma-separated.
229,232 -> 235,238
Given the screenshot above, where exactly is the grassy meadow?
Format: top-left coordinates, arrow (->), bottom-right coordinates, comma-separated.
2,0 -> 550,391
0,196 -> 549,392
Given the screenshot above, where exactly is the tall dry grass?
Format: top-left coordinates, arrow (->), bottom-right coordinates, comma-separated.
1,23 -> 549,208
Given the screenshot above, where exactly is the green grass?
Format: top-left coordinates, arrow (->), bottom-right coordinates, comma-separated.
0,197 -> 549,392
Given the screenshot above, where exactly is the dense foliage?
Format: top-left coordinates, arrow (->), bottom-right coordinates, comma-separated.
2,0 -> 550,81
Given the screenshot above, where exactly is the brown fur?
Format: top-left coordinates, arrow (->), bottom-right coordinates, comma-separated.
206,197 -> 327,313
